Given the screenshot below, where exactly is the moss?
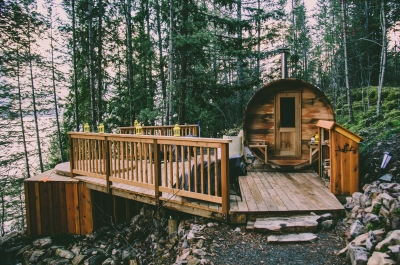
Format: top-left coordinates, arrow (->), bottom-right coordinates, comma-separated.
372,203 -> 382,215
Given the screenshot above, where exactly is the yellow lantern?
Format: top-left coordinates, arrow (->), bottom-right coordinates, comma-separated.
315,133 -> 319,142
98,123 -> 104,134
136,123 -> 143,135
84,123 -> 90,133
134,120 -> 139,127
173,124 -> 181,137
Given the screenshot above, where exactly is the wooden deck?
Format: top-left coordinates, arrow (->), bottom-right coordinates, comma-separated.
54,163 -> 344,222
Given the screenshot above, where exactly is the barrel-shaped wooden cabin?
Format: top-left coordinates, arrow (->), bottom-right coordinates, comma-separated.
244,78 -> 335,170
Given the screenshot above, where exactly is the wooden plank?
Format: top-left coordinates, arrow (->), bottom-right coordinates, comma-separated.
257,173 -> 289,212
65,183 -> 79,234
265,172 -> 298,210
79,183 -> 93,234
254,172 -> 280,211
238,176 -> 258,211
276,172 -> 319,210
52,182 -> 68,234
301,173 -> 343,209
290,173 -> 330,209
246,172 -> 268,211
34,182 -> 42,235
316,120 -> 335,130
39,182 -> 54,235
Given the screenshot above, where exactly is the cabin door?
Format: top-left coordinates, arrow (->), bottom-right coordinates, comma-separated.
275,92 -> 301,156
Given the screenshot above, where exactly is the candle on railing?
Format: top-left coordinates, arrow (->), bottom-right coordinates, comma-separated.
84,123 -> 90,133
173,124 -> 181,137
136,123 -> 143,135
98,123 -> 104,134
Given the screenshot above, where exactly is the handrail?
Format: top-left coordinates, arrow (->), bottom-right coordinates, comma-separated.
119,124 -> 199,137
68,132 -> 231,220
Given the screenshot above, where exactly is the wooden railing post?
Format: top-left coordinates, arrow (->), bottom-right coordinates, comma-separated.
153,139 -> 162,206
68,134 -> 75,178
105,136 -> 111,193
221,143 -> 230,222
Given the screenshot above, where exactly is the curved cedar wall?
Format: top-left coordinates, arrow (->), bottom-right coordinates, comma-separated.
243,78 -> 335,163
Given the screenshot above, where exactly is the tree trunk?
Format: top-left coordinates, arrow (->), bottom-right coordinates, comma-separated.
49,10 -> 63,162
16,46 -> 31,178
156,0 -> 167,125
377,0 -> 387,117
88,0 -> 96,129
168,0 -> 174,125
126,0 -> 135,125
26,13 -> 44,172
341,0 -> 354,123
97,0 -> 104,124
72,0 -> 79,131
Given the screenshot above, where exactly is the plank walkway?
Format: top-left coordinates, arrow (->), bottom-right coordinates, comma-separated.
229,171 -> 344,214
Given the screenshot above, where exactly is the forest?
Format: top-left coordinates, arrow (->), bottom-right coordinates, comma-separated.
0,0 -> 399,234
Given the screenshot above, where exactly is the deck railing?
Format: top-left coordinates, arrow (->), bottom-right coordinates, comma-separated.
119,124 -> 199,137
68,132 -> 231,220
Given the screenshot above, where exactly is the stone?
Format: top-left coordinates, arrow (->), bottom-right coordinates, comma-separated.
267,233 -> 318,243
72,254 -> 87,265
350,220 -> 366,239
380,205 -> 390,218
29,249 -> 46,263
379,174 -> 393,183
363,213 -> 380,225
234,227 -> 241,233
392,217 -> 400,230
347,244 -> 368,265
246,221 -> 255,230
367,252 -> 396,265
177,248 -> 191,261
71,245 -> 82,256
187,258 -> 200,265
33,237 -> 52,249
101,258 -> 115,265
84,254 -> 107,265
380,193 -> 395,210
206,223 -> 214,227
182,240 -> 189,249
388,245 -> 400,263
320,220 -> 334,230
192,249 -> 207,257
319,213 -> 333,221
56,248 -> 75,259
254,216 -> 320,233
0,231 -> 19,249
375,230 -> 400,251
48,258 -> 71,265
195,239 -> 204,249
344,202 -> 355,211
353,192 -> 363,207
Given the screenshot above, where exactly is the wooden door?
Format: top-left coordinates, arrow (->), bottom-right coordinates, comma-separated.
275,92 -> 301,156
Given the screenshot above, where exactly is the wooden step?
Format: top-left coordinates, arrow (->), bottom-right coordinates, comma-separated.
267,233 -> 318,243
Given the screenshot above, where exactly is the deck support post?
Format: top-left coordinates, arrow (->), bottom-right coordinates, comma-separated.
153,140 -> 162,206
221,143 -> 230,222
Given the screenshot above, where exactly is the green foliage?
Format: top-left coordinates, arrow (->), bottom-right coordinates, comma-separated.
365,219 -> 386,232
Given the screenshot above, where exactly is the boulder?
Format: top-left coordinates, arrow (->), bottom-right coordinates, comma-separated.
72,254 -> 87,265
320,220 -> 334,230
347,244 -> 368,265
375,230 -> 400,251
350,220 -> 366,239
192,249 -> 207,257
267,233 -> 318,243
388,245 -> 400,263
56,248 -> 75,259
367,252 -> 396,265
33,237 -> 52,249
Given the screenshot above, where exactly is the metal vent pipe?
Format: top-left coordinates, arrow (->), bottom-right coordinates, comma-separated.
280,48 -> 289,79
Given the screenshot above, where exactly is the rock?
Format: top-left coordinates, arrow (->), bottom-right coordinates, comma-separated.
367,252 -> 396,265
101,258 -> 115,265
29,249 -> 46,263
234,227 -> 241,233
347,244 -> 368,265
72,254 -> 87,265
363,213 -> 380,225
15,245 -> 32,257
187,257 -> 200,265
254,216 -> 320,233
388,245 -> 400,263
246,221 -> 255,230
56,248 -> 75,259
195,239 -> 204,249
380,193 -> 395,210
71,245 -> 82,256
48,258 -> 71,265
380,206 -> 390,218
33,237 -> 52,249
320,213 -> 333,221
84,254 -> 107,265
177,248 -> 191,261
267,233 -> 318,243
206,223 -> 214,227
353,192 -> 363,207
344,202 -> 355,211
379,174 -> 393,183
350,220 -> 366,239
375,230 -> 400,251
320,220 -> 333,230
192,249 -> 207,257
392,217 -> 400,230
0,231 -> 19,249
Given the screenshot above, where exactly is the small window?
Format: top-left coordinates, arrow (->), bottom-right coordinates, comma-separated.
280,97 -> 295,127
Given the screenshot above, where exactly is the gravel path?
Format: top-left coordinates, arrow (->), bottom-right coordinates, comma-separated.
194,221 -> 348,265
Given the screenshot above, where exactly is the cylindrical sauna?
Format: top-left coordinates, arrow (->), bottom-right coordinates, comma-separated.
243,78 -> 335,170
